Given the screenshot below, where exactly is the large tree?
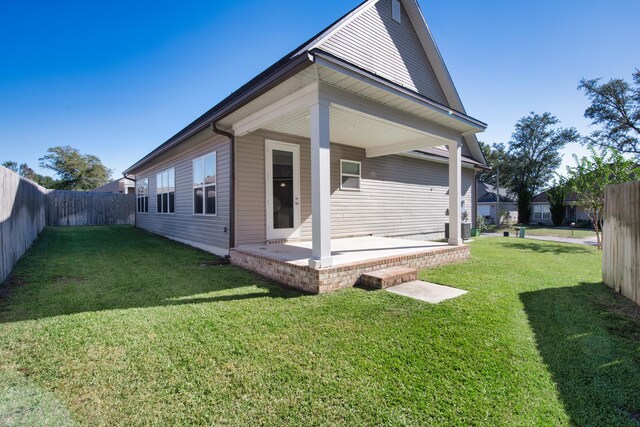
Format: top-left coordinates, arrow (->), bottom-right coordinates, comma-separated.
505,112 -> 579,223
566,146 -> 637,250
578,69 -> 640,157
39,146 -> 111,191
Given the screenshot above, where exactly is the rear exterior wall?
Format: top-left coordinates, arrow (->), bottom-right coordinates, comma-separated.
235,130 -> 474,245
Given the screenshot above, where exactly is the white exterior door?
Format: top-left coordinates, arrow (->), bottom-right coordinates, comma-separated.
265,140 -> 301,240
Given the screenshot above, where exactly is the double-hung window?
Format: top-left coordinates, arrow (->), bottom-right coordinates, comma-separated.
193,152 -> 216,215
136,178 -> 148,213
533,204 -> 551,220
340,160 -> 361,191
156,168 -> 175,214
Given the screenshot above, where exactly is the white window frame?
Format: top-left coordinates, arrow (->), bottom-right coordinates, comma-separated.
193,152 -> 217,216
340,159 -> 361,191
533,204 -> 551,220
136,177 -> 149,214
156,168 -> 175,215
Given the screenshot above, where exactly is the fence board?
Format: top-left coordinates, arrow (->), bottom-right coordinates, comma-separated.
603,181 -> 640,306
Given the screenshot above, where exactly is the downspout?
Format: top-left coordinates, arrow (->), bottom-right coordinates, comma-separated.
123,173 -> 136,228
210,123 -> 235,254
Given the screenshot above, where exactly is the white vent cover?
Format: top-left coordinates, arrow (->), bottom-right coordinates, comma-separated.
392,0 -> 401,23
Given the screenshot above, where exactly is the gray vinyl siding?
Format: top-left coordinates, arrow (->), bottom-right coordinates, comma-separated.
235,130 -> 473,245
133,129 -> 231,253
318,0 -> 448,105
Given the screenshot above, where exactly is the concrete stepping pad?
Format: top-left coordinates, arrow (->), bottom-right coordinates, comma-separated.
386,280 -> 467,303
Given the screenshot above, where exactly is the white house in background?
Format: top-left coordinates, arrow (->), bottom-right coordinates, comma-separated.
476,181 -> 518,224
123,0 -> 488,293
529,191 -> 591,226
90,177 -> 135,194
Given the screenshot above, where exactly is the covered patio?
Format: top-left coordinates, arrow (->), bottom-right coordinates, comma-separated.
220,53 -> 485,273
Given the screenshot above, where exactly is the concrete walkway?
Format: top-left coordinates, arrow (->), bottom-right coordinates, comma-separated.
482,233 -> 598,246
386,280 -> 467,304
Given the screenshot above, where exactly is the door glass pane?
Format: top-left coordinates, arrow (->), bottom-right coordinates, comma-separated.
272,149 -> 294,229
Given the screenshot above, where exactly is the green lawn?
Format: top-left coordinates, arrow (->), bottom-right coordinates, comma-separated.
486,225 -> 596,239
1,226 -> 639,426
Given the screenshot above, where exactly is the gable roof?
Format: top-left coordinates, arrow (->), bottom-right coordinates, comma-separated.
531,190 -> 579,204
477,181 -> 517,203
125,0 -> 486,174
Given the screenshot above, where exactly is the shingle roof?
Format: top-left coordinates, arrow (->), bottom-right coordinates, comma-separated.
477,181 -> 516,203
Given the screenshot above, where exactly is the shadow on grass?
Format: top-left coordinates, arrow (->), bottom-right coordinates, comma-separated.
502,241 -> 592,254
0,227 -> 306,323
520,282 -> 640,425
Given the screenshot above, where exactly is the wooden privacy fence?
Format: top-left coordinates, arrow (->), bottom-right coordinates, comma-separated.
1,166 -> 47,284
0,166 -> 135,283
603,181 -> 640,306
47,190 -> 135,226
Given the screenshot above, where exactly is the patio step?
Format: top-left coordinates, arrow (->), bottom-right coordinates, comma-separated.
361,266 -> 418,289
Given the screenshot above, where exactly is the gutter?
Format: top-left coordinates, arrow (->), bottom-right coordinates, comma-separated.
210,123 -> 236,252
123,173 -> 136,228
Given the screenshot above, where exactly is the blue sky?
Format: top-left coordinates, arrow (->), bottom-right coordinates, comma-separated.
1,0 -> 639,179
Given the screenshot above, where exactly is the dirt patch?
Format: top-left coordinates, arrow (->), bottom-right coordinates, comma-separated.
54,275 -> 87,285
592,291 -> 640,342
199,259 -> 230,267
5,276 -> 28,287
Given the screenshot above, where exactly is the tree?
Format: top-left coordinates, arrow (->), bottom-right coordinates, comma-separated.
39,146 -> 111,191
477,142 -> 510,183
578,69 -> 640,157
505,112 -> 579,223
546,178 -> 570,227
566,146 -> 637,250
2,160 -> 58,188
2,161 -> 18,172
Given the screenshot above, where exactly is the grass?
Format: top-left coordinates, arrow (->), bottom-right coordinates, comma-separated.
485,225 -> 596,239
1,226 -> 640,426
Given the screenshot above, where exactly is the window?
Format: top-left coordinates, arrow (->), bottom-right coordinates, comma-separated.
136,178 -> 148,213
392,0 -> 401,23
193,152 -> 216,215
478,205 -> 490,217
156,168 -> 175,214
533,204 -> 551,220
340,160 -> 361,190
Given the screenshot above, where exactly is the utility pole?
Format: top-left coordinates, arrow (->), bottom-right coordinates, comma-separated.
496,165 -> 501,225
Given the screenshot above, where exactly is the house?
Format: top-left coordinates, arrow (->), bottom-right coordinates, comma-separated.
90,177 -> 135,194
476,181 -> 518,224
529,191 -> 591,226
124,0 -> 487,293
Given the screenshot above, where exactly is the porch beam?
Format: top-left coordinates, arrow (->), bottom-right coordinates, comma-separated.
448,140 -> 463,246
309,97 -> 333,268
232,83 -> 319,137
366,138 -> 445,158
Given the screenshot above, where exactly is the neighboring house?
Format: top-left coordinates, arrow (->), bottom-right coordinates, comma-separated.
529,191 -> 591,226
476,181 -> 518,224
124,0 -> 488,292
90,177 -> 135,194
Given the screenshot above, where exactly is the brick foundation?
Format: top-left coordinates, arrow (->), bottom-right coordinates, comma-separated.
230,245 -> 470,294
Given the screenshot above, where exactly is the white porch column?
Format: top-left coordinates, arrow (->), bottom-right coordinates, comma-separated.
448,140 -> 463,246
309,98 -> 333,268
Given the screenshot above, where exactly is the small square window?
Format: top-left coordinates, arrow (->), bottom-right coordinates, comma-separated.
340,160 -> 361,191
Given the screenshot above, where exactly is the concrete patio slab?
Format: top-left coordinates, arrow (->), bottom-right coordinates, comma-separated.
386,280 -> 467,303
